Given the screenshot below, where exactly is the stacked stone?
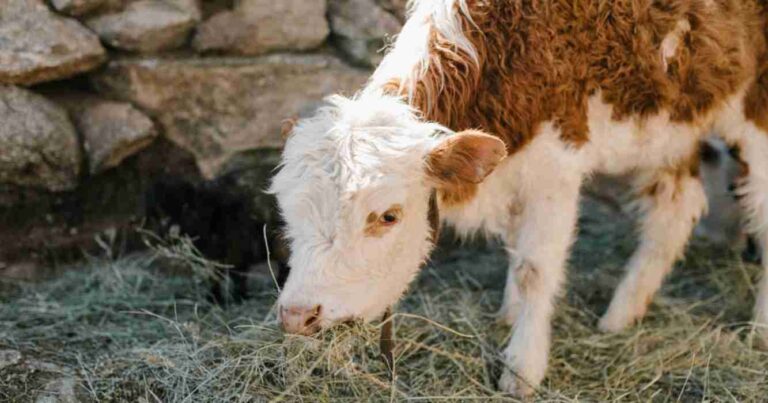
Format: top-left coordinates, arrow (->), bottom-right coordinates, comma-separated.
0,0 -> 405,269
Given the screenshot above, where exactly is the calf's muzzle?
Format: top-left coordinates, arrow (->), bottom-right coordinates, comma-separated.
280,304 -> 322,335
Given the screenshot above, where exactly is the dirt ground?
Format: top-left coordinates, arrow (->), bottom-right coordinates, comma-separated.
1,195 -> 766,402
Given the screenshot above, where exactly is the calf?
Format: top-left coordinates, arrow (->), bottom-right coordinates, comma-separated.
271,0 -> 768,395
145,176 -> 289,304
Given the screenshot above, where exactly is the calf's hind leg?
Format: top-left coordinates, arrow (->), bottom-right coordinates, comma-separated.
599,164 -> 707,332
730,126 -> 768,344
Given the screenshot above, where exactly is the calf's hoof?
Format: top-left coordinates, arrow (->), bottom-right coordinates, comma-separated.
499,369 -> 534,398
597,311 -> 632,333
598,298 -> 647,333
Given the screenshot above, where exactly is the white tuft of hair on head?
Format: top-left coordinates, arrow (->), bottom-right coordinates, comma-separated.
368,0 -> 478,110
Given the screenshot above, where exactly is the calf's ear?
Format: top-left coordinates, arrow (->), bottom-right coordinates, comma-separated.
281,116 -> 298,140
426,130 -> 507,185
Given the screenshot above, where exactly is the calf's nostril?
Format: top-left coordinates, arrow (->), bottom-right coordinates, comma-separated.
304,305 -> 322,327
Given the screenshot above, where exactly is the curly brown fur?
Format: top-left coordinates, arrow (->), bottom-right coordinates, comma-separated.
385,0 -> 762,154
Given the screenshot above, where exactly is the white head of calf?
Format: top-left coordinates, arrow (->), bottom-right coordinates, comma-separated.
271,93 -> 506,335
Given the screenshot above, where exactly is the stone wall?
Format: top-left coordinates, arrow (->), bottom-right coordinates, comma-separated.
0,0 -> 405,276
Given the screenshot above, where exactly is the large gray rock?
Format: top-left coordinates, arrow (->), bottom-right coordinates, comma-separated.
328,0 -> 402,66
193,0 -> 328,55
79,101 -> 158,174
92,54 -> 368,177
86,0 -> 197,52
0,86 -> 81,192
0,0 -> 106,85
51,93 -> 158,174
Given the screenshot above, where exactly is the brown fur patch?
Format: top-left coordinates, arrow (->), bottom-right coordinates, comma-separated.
745,2 -> 768,133
281,117 -> 298,140
509,198 -> 524,217
436,183 -> 477,206
384,0 -> 761,156
689,146 -> 702,177
644,181 -> 662,198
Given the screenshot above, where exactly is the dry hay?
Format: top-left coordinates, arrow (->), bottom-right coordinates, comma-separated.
0,199 -> 766,402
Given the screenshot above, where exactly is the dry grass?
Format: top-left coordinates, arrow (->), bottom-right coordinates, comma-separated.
1,199 -> 767,402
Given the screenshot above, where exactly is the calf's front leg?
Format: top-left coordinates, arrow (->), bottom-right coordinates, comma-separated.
498,146 -> 583,396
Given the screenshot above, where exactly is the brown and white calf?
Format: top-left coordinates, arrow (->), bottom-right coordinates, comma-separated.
271,0 -> 768,395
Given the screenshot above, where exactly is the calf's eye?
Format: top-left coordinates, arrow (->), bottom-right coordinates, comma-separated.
365,205 -> 403,237
381,212 -> 398,224
379,206 -> 402,226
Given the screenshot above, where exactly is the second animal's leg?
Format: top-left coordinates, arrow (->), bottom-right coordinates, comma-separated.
729,126 -> 768,345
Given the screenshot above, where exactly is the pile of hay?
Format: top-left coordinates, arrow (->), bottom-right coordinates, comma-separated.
1,200 -> 766,401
